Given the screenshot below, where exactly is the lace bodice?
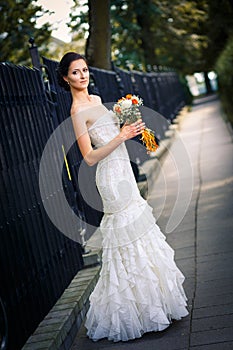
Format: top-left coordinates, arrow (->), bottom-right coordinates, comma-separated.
88,110 -> 120,148
87,110 -> 142,214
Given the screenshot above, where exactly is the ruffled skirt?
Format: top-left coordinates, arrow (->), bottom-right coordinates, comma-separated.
85,198 -> 188,342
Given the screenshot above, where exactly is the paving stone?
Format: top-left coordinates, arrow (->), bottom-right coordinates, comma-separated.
196,270 -> 233,283
193,303 -> 233,319
195,278 -> 233,296
39,318 -> 64,327
197,251 -> 233,264
175,245 -> 195,260
71,324 -> 189,350
22,339 -> 56,350
45,308 -> 75,321
197,233 -> 233,254
52,302 -> 77,312
191,313 -> 233,332
34,323 -> 64,335
167,233 -> 195,250
26,332 -> 56,343
190,327 -> 233,347
194,292 -> 233,308
190,342 -> 233,350
176,259 -> 195,277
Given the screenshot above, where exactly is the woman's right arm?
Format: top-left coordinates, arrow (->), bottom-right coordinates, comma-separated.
71,115 -> 144,166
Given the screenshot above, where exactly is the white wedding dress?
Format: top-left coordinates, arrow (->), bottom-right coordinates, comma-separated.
84,110 -> 188,342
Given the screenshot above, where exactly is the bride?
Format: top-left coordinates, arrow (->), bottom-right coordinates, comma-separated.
57,52 -> 189,342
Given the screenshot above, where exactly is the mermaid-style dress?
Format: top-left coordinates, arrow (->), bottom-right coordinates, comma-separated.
85,110 -> 188,342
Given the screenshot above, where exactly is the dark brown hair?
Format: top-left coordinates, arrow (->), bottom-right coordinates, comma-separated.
57,52 -> 88,91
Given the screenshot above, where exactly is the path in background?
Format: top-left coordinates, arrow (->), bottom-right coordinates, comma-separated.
71,96 -> 233,350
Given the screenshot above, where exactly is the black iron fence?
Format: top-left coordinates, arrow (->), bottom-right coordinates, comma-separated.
0,54 -> 186,349
0,62 -> 84,350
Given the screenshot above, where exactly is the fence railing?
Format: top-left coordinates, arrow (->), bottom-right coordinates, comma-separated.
0,54 -> 186,349
0,62 -> 84,350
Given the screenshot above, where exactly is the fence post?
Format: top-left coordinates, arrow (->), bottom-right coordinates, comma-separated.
28,37 -> 41,70
0,296 -> 8,350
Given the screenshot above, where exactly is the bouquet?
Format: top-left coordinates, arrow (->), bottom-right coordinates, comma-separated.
113,94 -> 159,153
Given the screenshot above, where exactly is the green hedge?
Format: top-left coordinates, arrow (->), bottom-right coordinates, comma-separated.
215,36 -> 233,126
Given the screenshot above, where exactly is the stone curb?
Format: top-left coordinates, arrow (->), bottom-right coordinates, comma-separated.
21,106 -> 188,350
21,266 -> 101,350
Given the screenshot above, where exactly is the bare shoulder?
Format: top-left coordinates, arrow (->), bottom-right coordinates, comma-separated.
91,94 -> 102,103
70,102 -> 80,118
70,103 -> 88,121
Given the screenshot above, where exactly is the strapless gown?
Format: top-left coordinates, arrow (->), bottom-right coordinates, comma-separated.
84,110 -> 188,342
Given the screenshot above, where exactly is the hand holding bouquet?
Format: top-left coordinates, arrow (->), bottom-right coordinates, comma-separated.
113,94 -> 159,153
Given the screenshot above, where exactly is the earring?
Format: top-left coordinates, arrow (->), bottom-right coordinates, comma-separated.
67,81 -> 70,85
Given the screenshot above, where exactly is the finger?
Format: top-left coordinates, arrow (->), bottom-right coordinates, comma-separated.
136,120 -> 145,128
135,125 -> 140,133
137,122 -> 145,131
132,119 -> 141,127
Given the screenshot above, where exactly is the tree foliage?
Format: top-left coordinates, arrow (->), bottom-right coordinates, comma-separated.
0,0 -> 52,65
200,0 -> 233,71
110,0 -> 210,73
69,0 -> 233,74
215,35 -> 233,126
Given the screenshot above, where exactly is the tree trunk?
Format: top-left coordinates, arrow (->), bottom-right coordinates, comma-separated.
204,71 -> 213,94
136,0 -> 158,69
86,0 -> 111,70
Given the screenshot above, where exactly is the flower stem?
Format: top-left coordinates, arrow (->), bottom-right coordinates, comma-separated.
140,128 -> 159,153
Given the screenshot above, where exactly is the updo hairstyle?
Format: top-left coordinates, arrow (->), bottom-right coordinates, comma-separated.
56,52 -> 88,91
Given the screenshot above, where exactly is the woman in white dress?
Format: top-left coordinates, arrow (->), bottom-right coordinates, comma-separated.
57,52 -> 189,342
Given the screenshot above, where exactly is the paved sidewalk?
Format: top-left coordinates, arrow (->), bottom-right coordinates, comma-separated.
70,95 -> 233,350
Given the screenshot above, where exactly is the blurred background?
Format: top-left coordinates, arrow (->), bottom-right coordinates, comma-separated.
1,0 -> 233,124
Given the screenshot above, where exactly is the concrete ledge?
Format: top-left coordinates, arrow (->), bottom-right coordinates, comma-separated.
21,266 -> 100,350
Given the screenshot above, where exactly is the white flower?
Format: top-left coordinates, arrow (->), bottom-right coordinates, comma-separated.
121,99 -> 132,109
113,104 -> 121,113
131,95 -> 140,103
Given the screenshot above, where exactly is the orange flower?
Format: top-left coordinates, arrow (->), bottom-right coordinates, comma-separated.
132,98 -> 138,105
114,105 -> 121,113
141,128 -> 159,153
126,94 -> 132,99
